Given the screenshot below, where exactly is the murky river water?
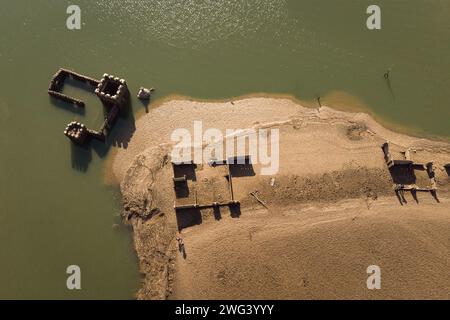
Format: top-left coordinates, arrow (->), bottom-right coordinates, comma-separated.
0,0 -> 449,298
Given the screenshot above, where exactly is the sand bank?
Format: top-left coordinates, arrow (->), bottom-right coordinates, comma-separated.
113,97 -> 450,299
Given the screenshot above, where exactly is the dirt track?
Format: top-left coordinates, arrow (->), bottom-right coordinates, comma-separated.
171,197 -> 450,300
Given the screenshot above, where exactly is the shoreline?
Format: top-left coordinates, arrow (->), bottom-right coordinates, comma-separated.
104,91 -> 450,186
110,95 -> 450,299
150,90 -> 450,142
139,91 -> 450,140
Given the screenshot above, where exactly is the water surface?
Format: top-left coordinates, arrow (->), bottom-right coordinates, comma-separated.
0,0 -> 449,299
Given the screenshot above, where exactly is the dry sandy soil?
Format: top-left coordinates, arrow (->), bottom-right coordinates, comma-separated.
112,96 -> 450,300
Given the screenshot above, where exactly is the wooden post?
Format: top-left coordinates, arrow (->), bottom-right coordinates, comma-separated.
227,165 -> 235,201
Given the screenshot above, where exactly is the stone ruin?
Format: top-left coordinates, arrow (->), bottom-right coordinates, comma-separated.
48,69 -> 129,144
64,121 -> 88,144
95,74 -> 128,107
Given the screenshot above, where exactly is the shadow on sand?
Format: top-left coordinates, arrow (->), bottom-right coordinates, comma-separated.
388,165 -> 417,185
390,163 -> 441,205
229,203 -> 242,218
445,165 -> 450,177
212,203 -> 242,221
229,163 -> 256,177
175,203 -> 241,231
174,181 -> 190,199
173,163 -> 197,182
176,208 -> 202,231
173,163 -> 198,199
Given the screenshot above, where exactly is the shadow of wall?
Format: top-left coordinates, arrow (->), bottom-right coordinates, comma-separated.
388,165 -> 417,185
176,208 -> 202,231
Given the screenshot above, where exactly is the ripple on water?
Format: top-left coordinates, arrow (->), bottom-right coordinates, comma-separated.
93,0 -> 296,48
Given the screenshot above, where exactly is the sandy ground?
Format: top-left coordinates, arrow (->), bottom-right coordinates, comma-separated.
113,96 -> 450,300
171,198 -> 450,300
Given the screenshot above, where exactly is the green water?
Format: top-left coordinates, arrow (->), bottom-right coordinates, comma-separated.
0,0 -> 449,299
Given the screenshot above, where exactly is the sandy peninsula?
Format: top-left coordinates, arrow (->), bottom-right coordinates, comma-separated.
112,96 -> 450,300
